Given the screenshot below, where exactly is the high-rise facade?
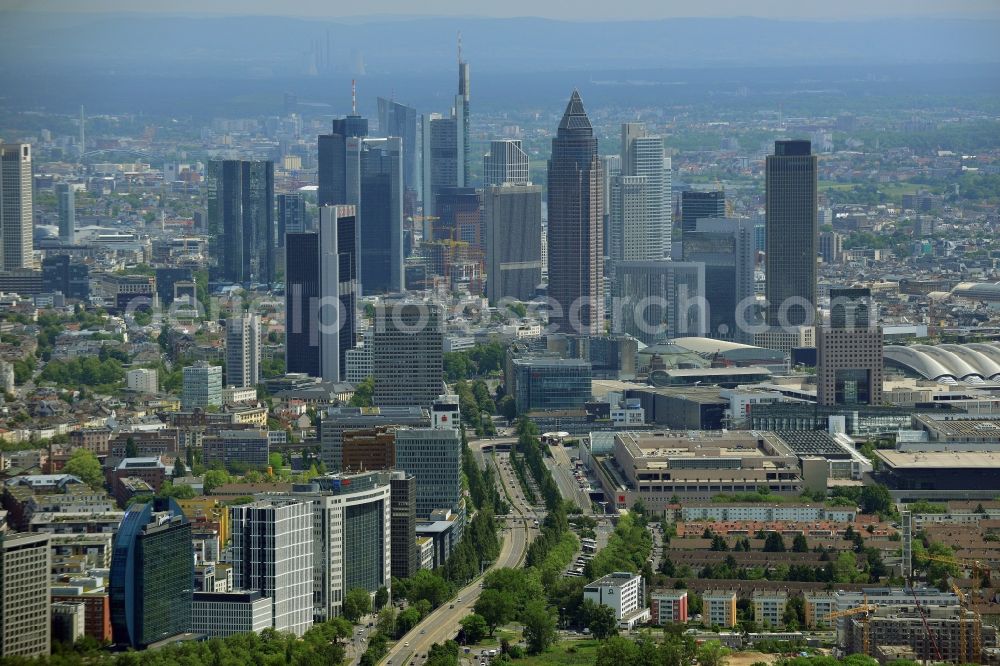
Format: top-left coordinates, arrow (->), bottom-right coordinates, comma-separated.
610,123 -> 670,261
109,498 -> 193,649
206,159 -> 275,284
182,362 -> 222,410
229,499 -> 314,636
613,261 -> 707,344
318,115 -> 368,207
0,532 -> 50,657
225,314 -> 260,388
388,472 -> 418,580
377,97 -> 418,197
354,137 -> 404,294
319,405 -> 429,471
56,182 -> 76,244
765,140 -> 818,328
284,205 -> 358,382
277,192 -> 306,242
0,143 -> 33,271
372,301 -> 444,408
547,91 -> 603,335
421,114 -> 459,218
484,184 -> 542,304
818,287 -> 883,407
681,218 -> 756,342
483,139 -> 529,187
458,58 -> 470,186
680,190 -> 726,233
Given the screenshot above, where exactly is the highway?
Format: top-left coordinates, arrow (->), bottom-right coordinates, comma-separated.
545,440 -> 594,515
381,448 -> 534,666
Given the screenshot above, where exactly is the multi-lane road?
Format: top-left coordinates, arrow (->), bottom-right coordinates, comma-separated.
381,447 -> 535,666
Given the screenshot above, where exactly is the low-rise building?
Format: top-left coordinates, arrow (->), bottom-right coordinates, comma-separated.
191,591 -> 273,637
583,571 -> 645,622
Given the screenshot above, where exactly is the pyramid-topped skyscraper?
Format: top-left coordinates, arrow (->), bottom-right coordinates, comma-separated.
547,90 -> 603,334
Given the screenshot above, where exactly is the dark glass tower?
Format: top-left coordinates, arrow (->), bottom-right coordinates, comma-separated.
206,159 -> 275,284
680,190 -> 726,232
109,498 -> 193,649
547,90 -> 603,334
277,192 -> 306,243
458,59 -> 470,186
285,232 -> 321,377
765,139 -> 817,327
377,97 -> 418,196
358,138 -> 404,294
318,116 -> 368,207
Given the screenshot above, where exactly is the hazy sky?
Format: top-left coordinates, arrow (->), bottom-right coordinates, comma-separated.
6,0 -> 1000,20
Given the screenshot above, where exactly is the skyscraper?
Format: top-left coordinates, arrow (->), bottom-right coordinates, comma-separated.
680,190 -> 726,233
182,362 -> 222,410
284,205 -> 358,382
229,499 -> 313,636
225,314 -> 260,388
56,182 -> 76,244
109,498 -> 193,649
611,123 -> 670,259
394,425 -> 463,519
547,91 -> 603,335
681,218 -> 756,342
372,301 -> 443,408
484,184 -> 542,304
377,97 -> 418,197
421,114 -> 459,218
818,287 -> 883,406
0,532 -> 50,657
458,56 -> 470,186
277,192 -> 306,242
613,261 -> 707,344
765,140 -> 818,328
0,144 -> 33,271
318,115 -> 368,207
206,160 -> 275,284
483,139 -> 529,187
354,138 -> 404,294
388,471 -> 418,580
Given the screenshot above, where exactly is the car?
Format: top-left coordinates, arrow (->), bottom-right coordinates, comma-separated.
449,603 -> 455,609
404,642 -> 409,647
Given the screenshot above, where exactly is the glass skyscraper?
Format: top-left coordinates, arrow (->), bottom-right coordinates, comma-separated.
206,159 -> 275,284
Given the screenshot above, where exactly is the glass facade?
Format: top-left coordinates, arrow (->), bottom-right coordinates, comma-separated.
513,358 -> 592,413
344,499 -> 385,593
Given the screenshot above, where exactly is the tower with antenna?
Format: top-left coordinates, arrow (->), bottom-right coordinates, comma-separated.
79,105 -> 86,155
457,32 -> 470,187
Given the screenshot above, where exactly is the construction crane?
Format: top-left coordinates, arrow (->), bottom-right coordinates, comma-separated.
909,587 -> 944,663
921,554 -> 992,592
949,579 -> 983,664
824,603 -> 877,656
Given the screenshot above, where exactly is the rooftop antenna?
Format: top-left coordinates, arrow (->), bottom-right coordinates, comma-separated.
458,31 -> 462,64
351,79 -> 357,115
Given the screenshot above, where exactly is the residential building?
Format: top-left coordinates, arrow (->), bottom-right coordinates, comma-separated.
182,362 -> 222,410
372,301 -> 443,409
681,504 -> 857,523
752,590 -> 788,628
206,159 -> 275,284
226,314 -> 261,389
0,532 -> 50,657
191,591 -> 273,637
547,91 -> 603,335
803,592 -> 836,629
0,144 -> 33,271
126,368 -> 158,393
680,190 -> 725,233
650,590 -> 688,625
229,499 -> 314,636
109,498 -> 193,649
765,140 -> 817,328
703,590 -> 738,628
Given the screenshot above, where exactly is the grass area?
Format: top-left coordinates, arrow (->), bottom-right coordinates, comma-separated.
514,639 -> 601,666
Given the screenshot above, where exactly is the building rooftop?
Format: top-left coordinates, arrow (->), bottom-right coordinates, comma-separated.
875,450 -> 1000,469
585,571 -> 641,589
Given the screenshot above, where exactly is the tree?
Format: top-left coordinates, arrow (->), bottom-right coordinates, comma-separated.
521,600 -> 557,655
349,377 -> 374,407
64,449 -> 104,490
374,586 -> 389,611
407,569 -> 452,608
834,551 -> 859,583
582,599 -> 618,640
268,452 -> 283,471
792,533 -> 809,553
595,636 -> 639,666
202,469 -> 230,494
696,640 -> 731,666
763,531 -> 786,553
497,395 -> 517,420
860,484 -> 893,515
343,588 -> 372,623
173,457 -> 187,479
474,588 -> 514,635
460,613 -> 488,644
125,436 -> 138,458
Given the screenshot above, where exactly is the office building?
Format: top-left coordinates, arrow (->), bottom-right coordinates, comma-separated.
613,260 -> 706,344
206,159 -> 275,284
351,137 -> 404,294
389,471 -> 418,580
432,186 -> 481,246
154,267 -> 193,307
277,192 -> 306,242
377,97 -> 418,197
395,426 -> 463,519
819,230 -> 843,264
0,532 -> 50,657
226,313 -> 261,389
483,139 -> 529,187
547,91 -> 603,334
191,591 -> 273,637
583,572 -> 647,628
0,144 -> 33,271
703,590 -> 738,628
203,430 -> 270,471
182,362 -> 223,410
344,329 -> 373,385
681,218 -> 756,342
818,287 -> 883,407
41,255 -> 90,300
320,405 -> 429,471
458,57 -> 470,186
609,123 -> 670,262
276,473 -> 391,621
126,368 -> 158,393
341,426 -> 396,472
680,190 -> 725,233
56,182 -> 76,243
511,357 -> 592,413
109,498 -> 193,649
422,115 -> 460,218
318,114 -> 368,207
230,499 -> 314,636
285,205 -> 359,382
650,590 -> 688,625
765,140 -> 817,327
372,301 -> 443,408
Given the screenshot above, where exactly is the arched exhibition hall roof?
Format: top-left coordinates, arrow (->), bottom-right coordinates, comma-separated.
884,342 -> 1000,384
